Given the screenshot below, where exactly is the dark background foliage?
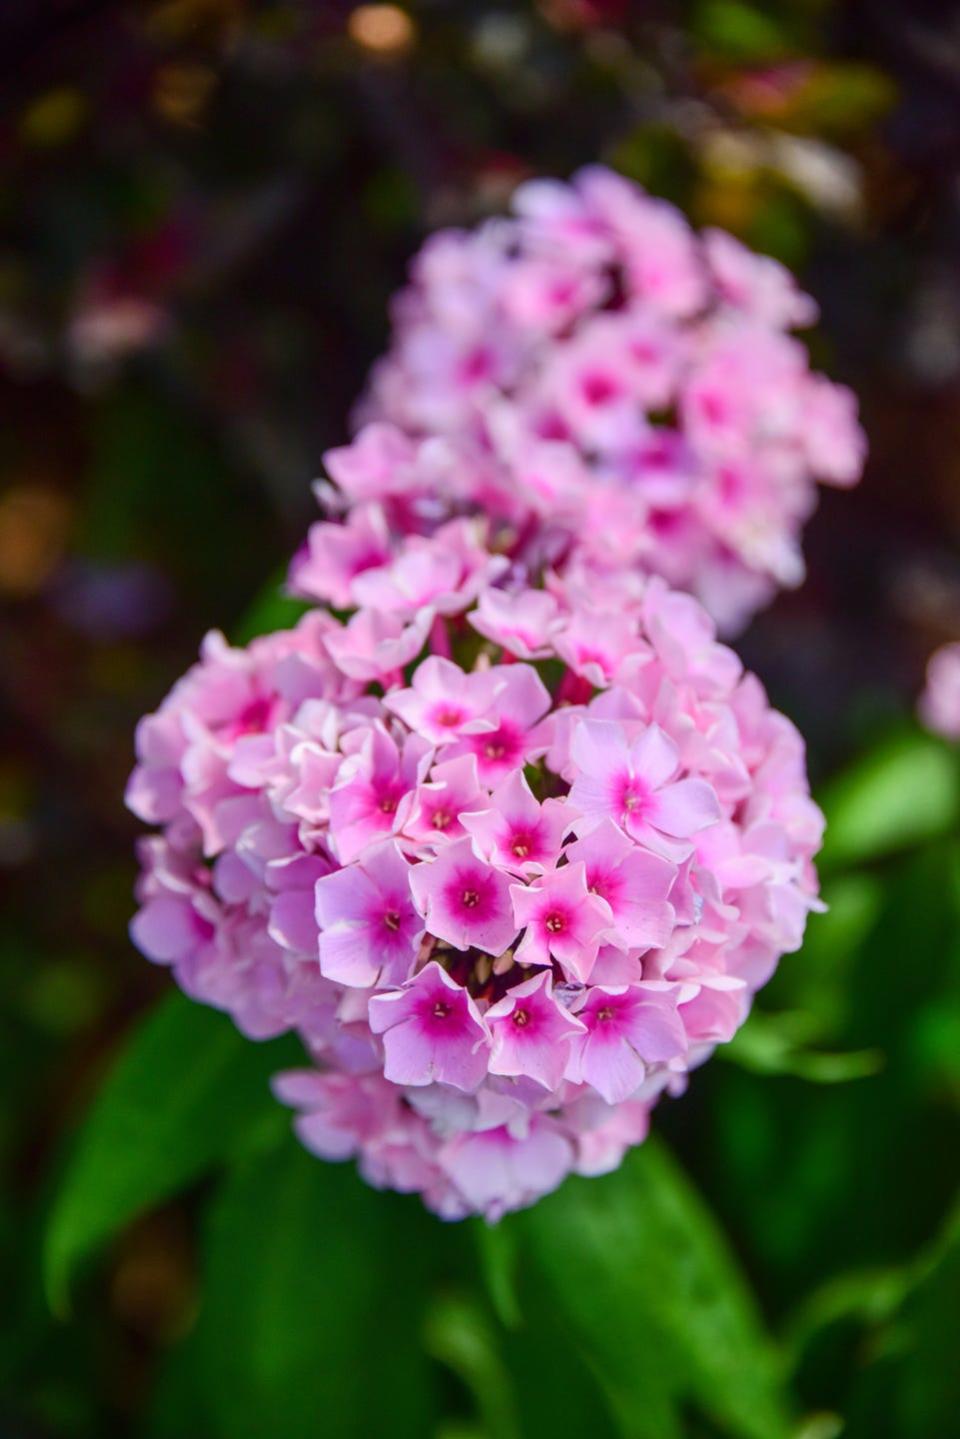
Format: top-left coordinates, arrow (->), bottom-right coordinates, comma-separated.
1,3 -> 959,1436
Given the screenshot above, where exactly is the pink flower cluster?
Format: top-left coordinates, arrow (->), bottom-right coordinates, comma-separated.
919,642 -> 960,741
128,540 -> 824,1219
338,165 -> 864,632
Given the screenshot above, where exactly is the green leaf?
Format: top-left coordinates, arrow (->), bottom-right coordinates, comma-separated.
787,1193 -> 960,1436
473,1218 -> 521,1329
423,1294 -> 521,1439
510,1138 -> 794,1439
44,993 -> 295,1314
818,728 -> 960,872
721,1009 -> 883,1083
694,0 -> 797,62
192,1142 -> 437,1439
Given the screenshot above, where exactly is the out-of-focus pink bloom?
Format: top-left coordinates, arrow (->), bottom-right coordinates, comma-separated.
348,164 -> 865,634
468,587 -> 562,659
290,503 -> 391,608
919,642 -> 960,740
324,606 -> 433,682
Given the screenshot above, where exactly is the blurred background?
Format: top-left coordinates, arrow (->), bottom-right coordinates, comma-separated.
2,3 -> 959,1436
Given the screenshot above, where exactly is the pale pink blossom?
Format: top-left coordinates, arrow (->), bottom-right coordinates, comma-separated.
315,841 -> 423,988
368,961 -> 490,1091
919,642 -> 960,741
460,770 -> 566,876
350,164 -> 865,633
486,971 -> 587,1089
569,719 -> 721,857
511,862 -> 614,980
565,983 -> 687,1104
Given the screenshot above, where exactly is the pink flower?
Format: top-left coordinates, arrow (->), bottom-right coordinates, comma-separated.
564,819 -> 676,952
351,523 -> 508,618
703,227 -> 818,329
323,421 -> 416,504
130,562 -> 825,1220
325,606 -> 433,682
401,753 -> 486,847
460,770 -> 567,876
439,1120 -> 574,1220
468,587 -> 562,660
350,164 -> 865,633
511,862 -> 613,980
919,642 -> 960,741
328,724 -> 430,863
368,962 -> 490,1091
409,837 -> 517,955
486,971 -> 587,1089
450,663 -> 551,782
569,718 -> 721,857
315,842 -> 423,988
565,984 -> 688,1104
290,503 -> 391,607
554,604 -> 646,686
384,656 -> 500,744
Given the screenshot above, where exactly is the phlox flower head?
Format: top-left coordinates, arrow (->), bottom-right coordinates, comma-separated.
129,565 -> 823,1219
324,165 -> 866,634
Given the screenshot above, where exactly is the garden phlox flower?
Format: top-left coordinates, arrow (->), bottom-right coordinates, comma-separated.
129,558 -> 824,1218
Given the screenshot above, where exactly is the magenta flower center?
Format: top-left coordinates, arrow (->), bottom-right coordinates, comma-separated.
618,774 -> 651,816
470,720 -> 522,767
512,1008 -> 530,1027
581,370 -> 620,407
432,705 -> 467,729
545,909 -> 567,934
383,910 -> 401,932
432,1001 -> 451,1019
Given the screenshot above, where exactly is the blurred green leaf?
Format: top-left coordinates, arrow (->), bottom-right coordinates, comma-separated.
788,1193 -> 960,1437
694,1 -> 798,62
785,64 -> 897,136
510,1138 -> 794,1439
722,1009 -> 883,1083
819,728 -> 960,872
192,1143 -> 437,1439
44,993 -> 295,1314
424,1294 -> 521,1439
710,844 -> 960,1294
473,1218 -> 521,1330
